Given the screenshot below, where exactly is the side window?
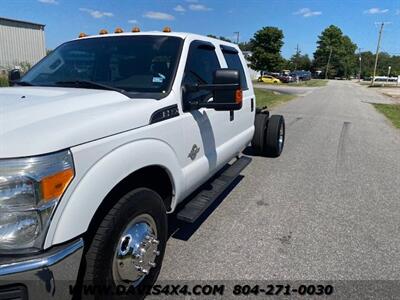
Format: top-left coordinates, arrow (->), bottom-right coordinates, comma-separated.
221,47 -> 248,90
182,41 -> 220,106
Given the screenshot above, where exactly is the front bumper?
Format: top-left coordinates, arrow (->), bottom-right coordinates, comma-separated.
0,238 -> 83,299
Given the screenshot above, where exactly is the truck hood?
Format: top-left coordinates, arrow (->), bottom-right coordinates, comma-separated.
0,87 -> 159,158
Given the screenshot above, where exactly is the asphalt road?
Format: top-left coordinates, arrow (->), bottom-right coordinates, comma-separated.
157,81 -> 400,285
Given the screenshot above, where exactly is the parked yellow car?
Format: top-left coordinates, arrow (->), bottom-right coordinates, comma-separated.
258,75 -> 282,84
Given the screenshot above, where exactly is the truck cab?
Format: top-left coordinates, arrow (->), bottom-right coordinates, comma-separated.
0,29 -> 284,299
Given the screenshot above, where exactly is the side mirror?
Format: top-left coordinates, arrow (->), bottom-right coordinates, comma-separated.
185,69 -> 242,111
212,69 -> 242,111
8,69 -> 21,86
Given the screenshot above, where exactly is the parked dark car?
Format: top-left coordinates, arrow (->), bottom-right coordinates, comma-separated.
276,75 -> 291,83
290,70 -> 312,81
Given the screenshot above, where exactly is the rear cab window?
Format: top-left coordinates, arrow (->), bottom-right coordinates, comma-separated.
220,45 -> 248,91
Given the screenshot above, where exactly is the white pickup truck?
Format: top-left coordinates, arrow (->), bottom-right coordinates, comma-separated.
0,29 -> 285,299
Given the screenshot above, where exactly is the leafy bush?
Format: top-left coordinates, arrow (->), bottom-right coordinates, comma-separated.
19,62 -> 31,73
0,76 -> 9,87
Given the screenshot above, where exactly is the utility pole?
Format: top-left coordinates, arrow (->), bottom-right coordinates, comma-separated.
358,48 -> 362,82
325,47 -> 332,79
233,32 -> 239,44
371,22 -> 388,86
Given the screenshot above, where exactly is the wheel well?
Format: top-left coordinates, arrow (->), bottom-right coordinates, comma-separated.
84,165 -> 173,242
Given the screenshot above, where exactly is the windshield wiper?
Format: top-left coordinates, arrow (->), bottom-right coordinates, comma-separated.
14,81 -> 35,86
55,80 -> 127,95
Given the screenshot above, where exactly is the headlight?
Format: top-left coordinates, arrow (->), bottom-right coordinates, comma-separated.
0,150 -> 74,253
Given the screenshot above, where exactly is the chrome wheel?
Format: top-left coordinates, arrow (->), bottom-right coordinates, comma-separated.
112,214 -> 160,287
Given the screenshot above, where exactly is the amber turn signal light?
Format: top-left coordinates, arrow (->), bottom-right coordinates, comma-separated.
40,169 -> 74,202
235,89 -> 243,104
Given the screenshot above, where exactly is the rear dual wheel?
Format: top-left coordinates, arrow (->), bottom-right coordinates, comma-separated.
252,114 -> 285,157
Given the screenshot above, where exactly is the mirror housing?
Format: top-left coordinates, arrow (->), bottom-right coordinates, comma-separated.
212,69 -> 242,111
8,69 -> 21,86
185,69 -> 242,111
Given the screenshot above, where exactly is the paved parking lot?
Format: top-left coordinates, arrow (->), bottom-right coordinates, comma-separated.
158,80 -> 400,282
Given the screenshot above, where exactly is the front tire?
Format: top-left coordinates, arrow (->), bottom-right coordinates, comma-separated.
81,188 -> 167,299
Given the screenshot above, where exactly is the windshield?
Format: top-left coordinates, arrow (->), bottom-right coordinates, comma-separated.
22,35 -> 183,97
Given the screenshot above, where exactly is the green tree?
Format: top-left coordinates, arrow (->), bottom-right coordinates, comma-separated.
248,27 -> 285,72
289,52 -> 312,71
340,36 -> 358,78
357,51 -> 374,78
18,61 -> 32,73
238,41 -> 254,52
313,25 -> 357,78
389,55 -> 400,77
356,51 -> 400,78
375,52 -> 399,77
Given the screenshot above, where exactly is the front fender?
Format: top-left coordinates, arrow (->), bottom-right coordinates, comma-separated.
45,138 -> 184,248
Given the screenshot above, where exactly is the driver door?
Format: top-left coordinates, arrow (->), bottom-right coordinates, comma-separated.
180,41 -> 237,194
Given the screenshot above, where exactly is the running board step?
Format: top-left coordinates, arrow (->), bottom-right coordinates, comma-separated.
177,156 -> 252,223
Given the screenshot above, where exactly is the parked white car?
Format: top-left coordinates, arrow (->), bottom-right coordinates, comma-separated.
0,29 -> 285,299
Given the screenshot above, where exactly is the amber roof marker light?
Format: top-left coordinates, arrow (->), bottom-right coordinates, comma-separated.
114,27 -> 124,33
132,27 -> 140,33
163,27 -> 172,33
99,29 -> 108,35
78,32 -> 88,38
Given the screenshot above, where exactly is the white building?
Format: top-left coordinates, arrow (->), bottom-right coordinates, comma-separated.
242,51 -> 260,80
0,17 -> 46,73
